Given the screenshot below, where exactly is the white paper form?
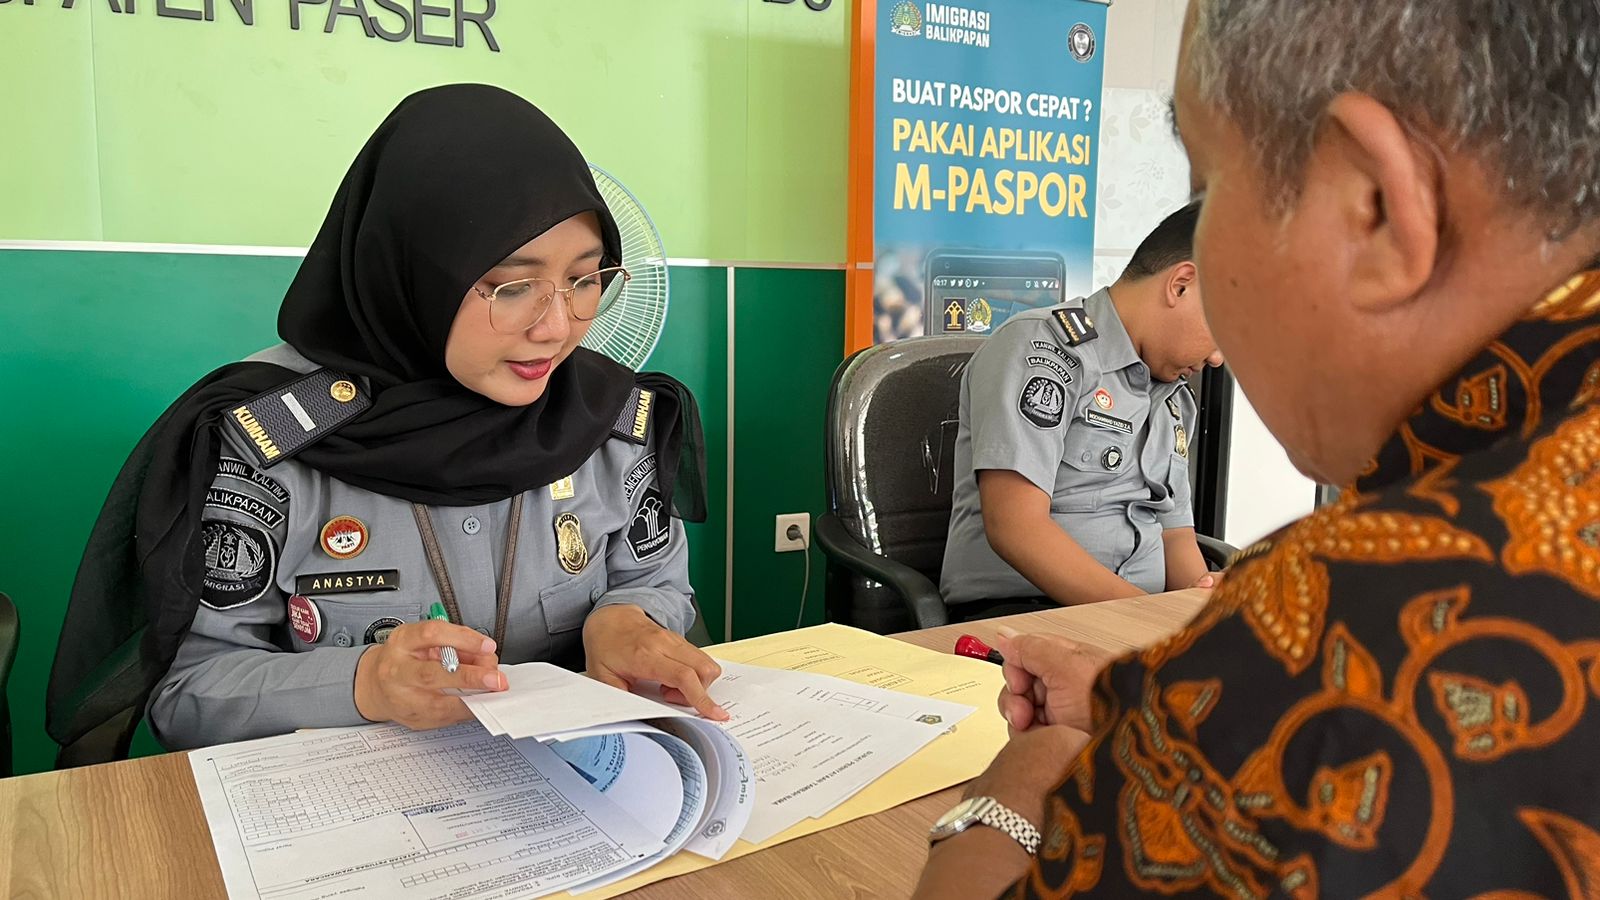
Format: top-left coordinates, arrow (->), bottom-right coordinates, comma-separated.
465,663 -> 691,738
712,661 -> 974,727
189,721 -> 664,900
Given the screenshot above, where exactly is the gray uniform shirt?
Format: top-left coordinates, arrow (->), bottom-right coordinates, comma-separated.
940,289 -> 1197,605
148,345 -> 694,750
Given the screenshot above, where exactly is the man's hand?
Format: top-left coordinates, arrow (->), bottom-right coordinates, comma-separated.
584,604 -> 729,720
992,626 -> 1114,733
911,726 -> 1092,900
354,621 -> 505,730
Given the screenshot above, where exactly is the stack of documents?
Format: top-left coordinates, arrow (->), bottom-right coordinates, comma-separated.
188,625 -> 997,900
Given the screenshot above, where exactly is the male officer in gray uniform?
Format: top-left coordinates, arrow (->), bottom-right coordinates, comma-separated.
941,203 -> 1224,613
148,345 -> 695,749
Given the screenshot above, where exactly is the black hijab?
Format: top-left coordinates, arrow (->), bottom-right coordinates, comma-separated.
47,85 -> 700,750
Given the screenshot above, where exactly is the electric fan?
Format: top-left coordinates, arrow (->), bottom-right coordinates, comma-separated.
582,164 -> 670,371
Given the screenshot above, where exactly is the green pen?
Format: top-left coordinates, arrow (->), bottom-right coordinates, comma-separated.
428,602 -> 459,673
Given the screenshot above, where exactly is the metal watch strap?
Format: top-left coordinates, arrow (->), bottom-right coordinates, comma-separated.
980,803 -> 1042,856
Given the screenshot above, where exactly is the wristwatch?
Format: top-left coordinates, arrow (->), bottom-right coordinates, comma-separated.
928,796 -> 1041,855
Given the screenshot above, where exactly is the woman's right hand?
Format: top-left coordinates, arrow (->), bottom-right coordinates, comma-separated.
353,620 -> 507,730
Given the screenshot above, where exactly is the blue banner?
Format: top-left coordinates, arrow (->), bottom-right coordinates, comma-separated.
871,0 -> 1106,343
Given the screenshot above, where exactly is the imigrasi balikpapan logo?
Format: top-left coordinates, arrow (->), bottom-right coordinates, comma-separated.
1069,23 -> 1097,62
890,0 -> 924,37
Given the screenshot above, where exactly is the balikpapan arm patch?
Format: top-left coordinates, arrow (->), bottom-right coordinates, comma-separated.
1051,308 -> 1099,346
1018,376 -> 1067,429
200,519 -> 278,610
1026,355 -> 1076,385
223,369 -> 371,468
205,487 -> 285,530
611,387 -> 653,445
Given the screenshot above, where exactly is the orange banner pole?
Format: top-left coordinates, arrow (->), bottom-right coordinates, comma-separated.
843,0 -> 878,354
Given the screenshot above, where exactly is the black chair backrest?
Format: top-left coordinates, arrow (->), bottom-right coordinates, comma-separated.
823,335 -> 985,632
0,593 -> 18,778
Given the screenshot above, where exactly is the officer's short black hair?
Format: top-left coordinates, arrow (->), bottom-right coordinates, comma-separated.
1119,201 -> 1201,281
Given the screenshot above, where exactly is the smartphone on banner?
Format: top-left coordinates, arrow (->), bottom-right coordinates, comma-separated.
924,250 -> 1067,336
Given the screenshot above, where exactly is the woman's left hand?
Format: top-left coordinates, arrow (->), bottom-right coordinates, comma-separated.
583,604 -> 730,720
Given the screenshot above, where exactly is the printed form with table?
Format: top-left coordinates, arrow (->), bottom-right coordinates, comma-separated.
187,624 -> 1009,900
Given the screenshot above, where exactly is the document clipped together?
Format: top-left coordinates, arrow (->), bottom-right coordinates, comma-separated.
190,649 -> 977,900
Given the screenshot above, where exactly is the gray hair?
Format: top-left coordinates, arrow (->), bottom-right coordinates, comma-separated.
1187,0 -> 1600,235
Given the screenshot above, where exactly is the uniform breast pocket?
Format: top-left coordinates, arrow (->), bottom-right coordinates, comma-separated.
539,565 -> 609,635
1057,426 -> 1132,507
296,596 -> 424,650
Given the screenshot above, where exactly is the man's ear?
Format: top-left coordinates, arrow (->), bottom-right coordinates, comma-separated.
1310,92 -> 1441,312
1166,261 -> 1199,308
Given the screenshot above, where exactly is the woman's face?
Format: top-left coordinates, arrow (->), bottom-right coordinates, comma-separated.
445,212 -> 604,406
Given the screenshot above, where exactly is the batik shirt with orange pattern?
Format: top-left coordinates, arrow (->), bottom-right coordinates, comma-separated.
1009,270 -> 1600,898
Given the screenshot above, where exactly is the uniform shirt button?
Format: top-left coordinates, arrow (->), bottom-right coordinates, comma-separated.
1081,451 -> 1092,463
333,631 -> 353,648
463,516 -> 482,536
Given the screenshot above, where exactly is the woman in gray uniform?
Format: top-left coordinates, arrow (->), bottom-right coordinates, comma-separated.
50,85 -> 723,751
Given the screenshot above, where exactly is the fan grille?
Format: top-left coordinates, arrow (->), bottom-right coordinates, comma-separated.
583,165 -> 669,371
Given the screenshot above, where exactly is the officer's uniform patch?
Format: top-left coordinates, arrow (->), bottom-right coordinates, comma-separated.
555,513 -> 590,575
200,519 -> 277,610
224,369 -> 371,468
1084,409 -> 1134,435
206,487 -> 285,530
1018,376 -> 1066,429
1093,388 -> 1115,411
217,457 -> 290,504
611,387 -> 654,445
1175,424 -> 1190,459
624,454 -> 658,505
628,487 -> 672,562
1027,356 -> 1076,385
1102,447 -> 1124,470
1031,340 -> 1078,367
1052,308 -> 1098,346
364,616 -> 405,645
295,570 -> 400,594
1167,395 -> 1183,420
320,515 -> 369,560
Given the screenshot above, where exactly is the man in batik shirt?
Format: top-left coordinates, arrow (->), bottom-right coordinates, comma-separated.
913,0 -> 1600,896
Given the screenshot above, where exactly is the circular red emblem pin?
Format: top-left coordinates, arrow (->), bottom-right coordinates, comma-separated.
288,594 -> 323,644
320,515 -> 369,560
1093,389 -> 1114,411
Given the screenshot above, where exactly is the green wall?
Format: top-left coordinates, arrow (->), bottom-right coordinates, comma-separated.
0,250 -> 843,776
0,0 -> 851,263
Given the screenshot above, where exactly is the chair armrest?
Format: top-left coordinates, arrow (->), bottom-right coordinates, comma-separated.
815,513 -> 950,629
1196,533 -> 1240,570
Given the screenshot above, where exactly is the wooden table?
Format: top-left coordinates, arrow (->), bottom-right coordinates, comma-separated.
0,591 -> 1205,899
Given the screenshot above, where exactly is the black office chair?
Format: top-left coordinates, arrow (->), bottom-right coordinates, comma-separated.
0,593 -> 18,778
51,633 -> 143,769
817,337 -> 1238,634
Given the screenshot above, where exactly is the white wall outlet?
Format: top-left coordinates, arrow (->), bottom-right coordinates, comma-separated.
774,513 -> 810,553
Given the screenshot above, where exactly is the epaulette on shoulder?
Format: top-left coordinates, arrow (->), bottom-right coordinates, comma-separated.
1051,306 -> 1099,347
223,369 -> 370,468
611,385 -> 653,445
